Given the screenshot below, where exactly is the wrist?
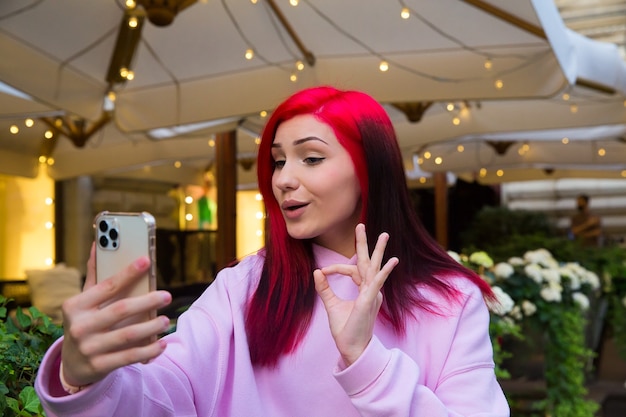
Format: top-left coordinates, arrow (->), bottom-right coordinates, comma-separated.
59,363 -> 89,395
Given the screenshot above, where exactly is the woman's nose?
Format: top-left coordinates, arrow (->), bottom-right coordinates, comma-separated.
274,163 -> 299,190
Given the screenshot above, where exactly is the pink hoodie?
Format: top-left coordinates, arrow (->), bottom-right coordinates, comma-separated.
36,245 -> 509,416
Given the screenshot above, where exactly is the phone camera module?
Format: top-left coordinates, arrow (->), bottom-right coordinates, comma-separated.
99,235 -> 109,248
99,220 -> 108,233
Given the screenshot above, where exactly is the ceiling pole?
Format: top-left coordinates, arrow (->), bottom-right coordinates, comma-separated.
433,172 -> 448,249
265,0 -> 316,66
215,130 -> 238,271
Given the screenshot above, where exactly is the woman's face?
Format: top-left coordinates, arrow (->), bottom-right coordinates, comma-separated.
271,114 -> 362,257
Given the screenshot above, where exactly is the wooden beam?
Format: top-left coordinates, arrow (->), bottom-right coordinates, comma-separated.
215,130 -> 237,271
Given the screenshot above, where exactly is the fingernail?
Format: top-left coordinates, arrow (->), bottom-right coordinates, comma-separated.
134,256 -> 150,269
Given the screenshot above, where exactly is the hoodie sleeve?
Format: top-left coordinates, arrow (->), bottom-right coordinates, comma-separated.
34,257 -> 258,417
333,281 -> 510,417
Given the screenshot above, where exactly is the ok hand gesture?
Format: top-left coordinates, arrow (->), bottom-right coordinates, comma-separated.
313,223 -> 399,367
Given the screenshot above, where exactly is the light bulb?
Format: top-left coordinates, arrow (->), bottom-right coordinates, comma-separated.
457,145 -> 464,153
128,17 -> 138,28
562,137 -> 569,144
25,118 -> 34,127
296,60 -> 304,71
401,7 -> 410,19
494,79 -> 504,89
44,130 -> 53,139
484,59 -> 492,70
245,48 -> 254,60
290,73 -> 297,82
10,125 -> 18,134
379,61 -> 389,72
452,117 -> 461,125
446,103 -> 455,111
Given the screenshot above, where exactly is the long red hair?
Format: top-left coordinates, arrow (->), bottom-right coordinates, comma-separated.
246,86 -> 492,367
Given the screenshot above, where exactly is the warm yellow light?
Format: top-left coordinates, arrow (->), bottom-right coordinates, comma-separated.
446,103 -> 455,111
417,157 -> 424,165
255,193 -> 263,201
457,145 -> 464,152
25,118 -> 34,127
245,48 -> 254,60
570,104 -> 578,113
128,16 -> 138,28
400,7 -> 410,19
10,125 -> 19,134
120,67 -> 129,78
185,196 -> 194,204
419,177 -> 427,184
185,213 -> 193,221
47,158 -> 55,165
45,221 -> 53,229
255,211 -> 264,219
621,170 -> 626,177
562,137 -> 569,144
379,61 -> 389,72
256,230 -> 263,237
174,161 -> 182,168
494,79 -> 504,89
434,157 -> 443,165
208,139 -> 216,147
126,71 -> 135,80
54,118 -> 63,127
562,93 -> 570,101
39,156 -> 47,163
484,59 -> 492,70
45,197 -> 54,205
290,73 -> 297,82
142,165 -> 151,172
452,117 -> 461,125
296,60 -> 304,71
126,0 -> 136,8
598,148 -> 606,156
108,91 -> 116,102
260,110 -> 268,118
44,130 -> 53,139
289,0 -> 298,6
250,0 -> 258,3
479,168 -> 487,177
45,258 -> 54,266
496,169 -> 504,177
423,151 -> 431,159
255,137 -> 261,145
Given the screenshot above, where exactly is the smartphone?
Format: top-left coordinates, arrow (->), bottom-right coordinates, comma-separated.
94,211 -> 157,333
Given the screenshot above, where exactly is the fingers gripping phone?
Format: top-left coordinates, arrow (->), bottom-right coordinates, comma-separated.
94,211 -> 157,332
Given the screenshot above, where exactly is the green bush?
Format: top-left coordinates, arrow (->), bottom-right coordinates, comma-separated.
0,296 -> 63,417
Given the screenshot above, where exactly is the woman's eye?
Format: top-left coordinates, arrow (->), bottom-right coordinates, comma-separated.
303,157 -> 324,165
273,159 -> 286,169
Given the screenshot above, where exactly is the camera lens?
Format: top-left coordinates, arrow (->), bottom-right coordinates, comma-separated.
99,235 -> 109,247
109,228 -> 118,240
99,220 -> 108,232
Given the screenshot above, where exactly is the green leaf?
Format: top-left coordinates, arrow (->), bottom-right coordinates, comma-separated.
15,308 -> 32,329
20,386 -> 41,413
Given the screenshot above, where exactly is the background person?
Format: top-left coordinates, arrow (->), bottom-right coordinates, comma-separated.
35,86 -> 509,416
570,194 -> 602,247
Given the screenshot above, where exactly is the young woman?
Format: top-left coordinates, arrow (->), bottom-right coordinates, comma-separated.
36,86 -> 509,416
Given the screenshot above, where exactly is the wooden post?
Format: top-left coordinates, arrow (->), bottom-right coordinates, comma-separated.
215,130 -> 237,271
434,172 -> 448,249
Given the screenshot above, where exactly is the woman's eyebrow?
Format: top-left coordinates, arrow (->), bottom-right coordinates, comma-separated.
272,136 -> 328,148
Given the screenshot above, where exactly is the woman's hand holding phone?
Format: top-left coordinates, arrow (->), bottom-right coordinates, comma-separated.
59,244 -> 172,390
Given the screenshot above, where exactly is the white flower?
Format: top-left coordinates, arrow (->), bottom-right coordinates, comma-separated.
573,292 -> 590,310
494,262 -> 514,279
447,250 -> 461,263
488,286 -> 515,316
508,256 -> 524,266
524,249 -> 556,268
540,284 -> 563,302
509,305 -> 523,320
524,263 -> 543,284
522,300 -> 537,316
559,267 -> 581,290
541,268 -> 561,285
469,251 -> 494,268
582,271 -> 601,290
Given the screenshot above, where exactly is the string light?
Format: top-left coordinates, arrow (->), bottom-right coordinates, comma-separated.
245,48 -> 254,60
290,73 -> 297,82
570,104 -> 578,113
45,197 -> 54,205
38,156 -> 47,163
46,158 -> 55,166
419,177 -> 427,184
45,221 -> 53,230
479,168 -> 487,177
446,103 -> 455,111
44,130 -> 53,139
185,213 -> 193,221
598,148 -> 606,156
496,169 -> 504,177
494,79 -> 504,89
125,0 -> 136,8
434,157 -> 443,165
174,161 -> 182,168
259,110 -> 268,117
562,93 -> 570,101
25,118 -> 34,127
128,16 -> 138,28
10,125 -> 18,134
400,7 -> 410,19
483,59 -> 492,70
456,145 -> 464,152
423,151 -> 431,159
185,196 -> 193,204
125,70 -> 135,80
208,139 -> 216,147
289,0 -> 299,6
255,137 -> 261,145
250,0 -> 258,3
561,137 -> 569,144
379,61 -> 389,72
452,117 -> 461,125
295,60 -> 304,71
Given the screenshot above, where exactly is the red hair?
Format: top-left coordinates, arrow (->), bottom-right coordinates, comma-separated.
246,86 -> 492,367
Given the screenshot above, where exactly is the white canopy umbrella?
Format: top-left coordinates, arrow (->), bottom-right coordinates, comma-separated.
0,0 -> 624,184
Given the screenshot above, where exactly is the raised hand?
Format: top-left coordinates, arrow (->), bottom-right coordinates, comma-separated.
313,223 -> 399,367
60,244 -> 172,389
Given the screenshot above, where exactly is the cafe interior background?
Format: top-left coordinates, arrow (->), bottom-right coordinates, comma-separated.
2,0 -> 626,414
